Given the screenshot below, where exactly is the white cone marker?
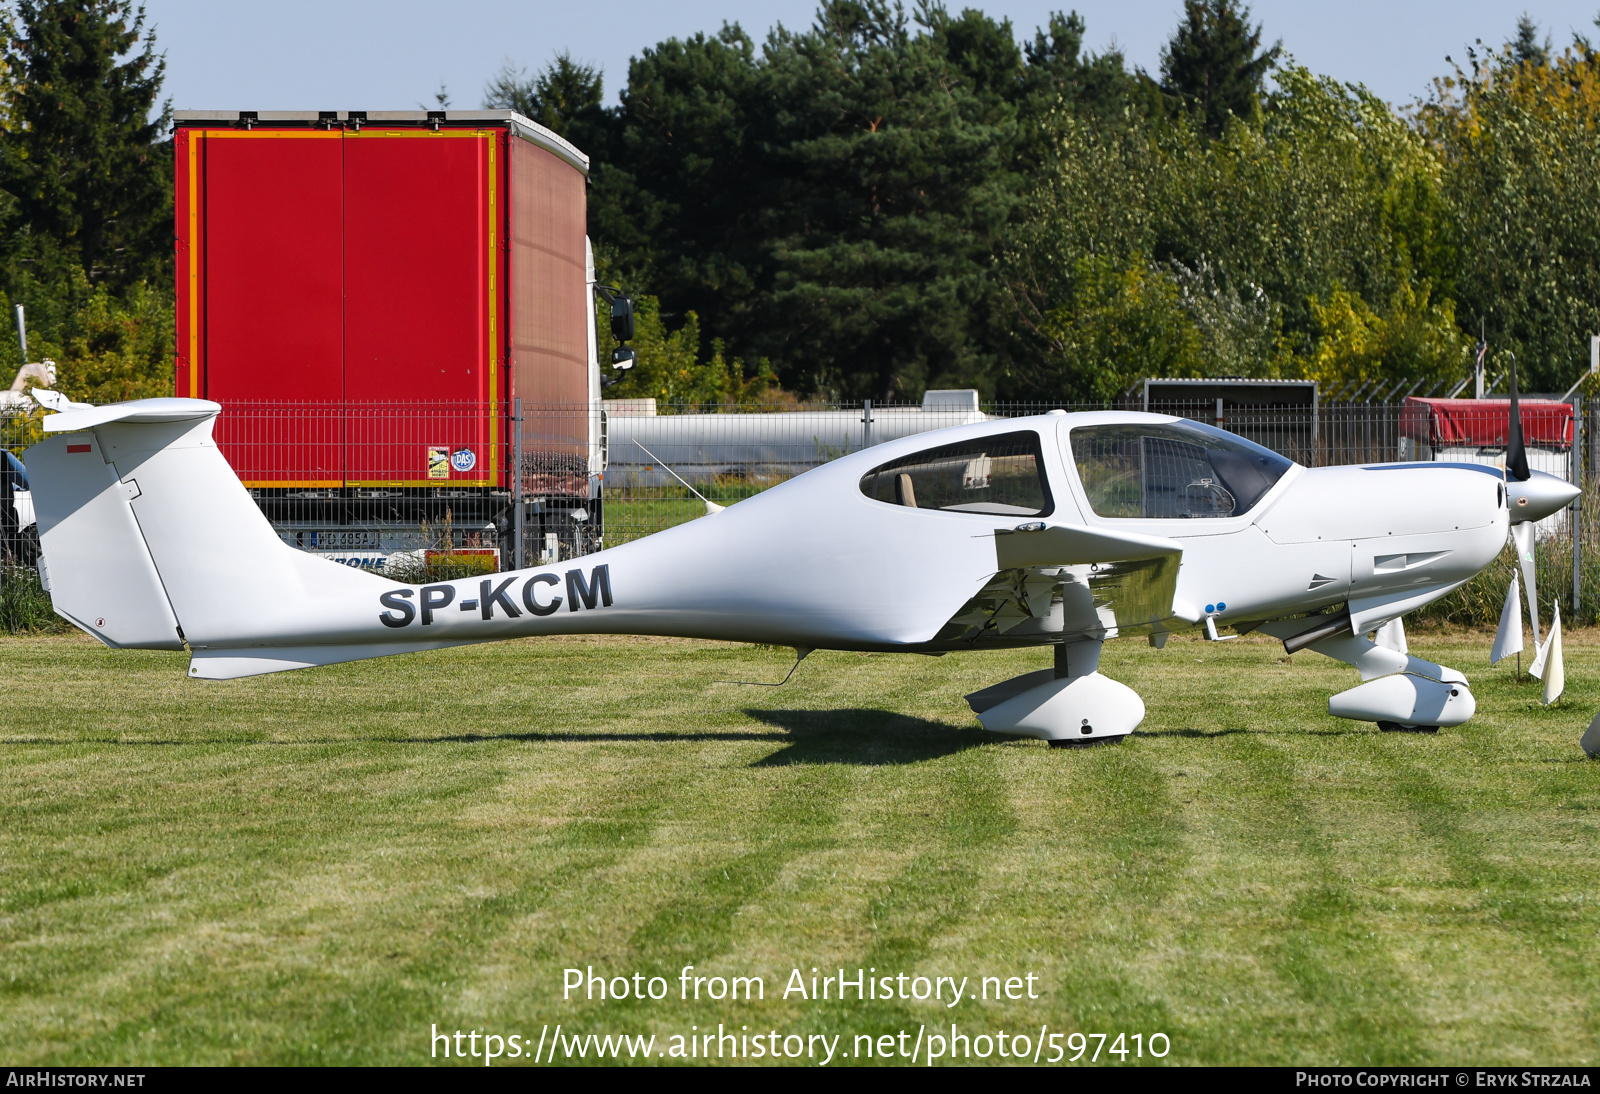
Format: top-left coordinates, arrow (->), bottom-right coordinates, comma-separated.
1491,572 -> 1524,666
1581,711 -> 1600,758
1541,606 -> 1564,705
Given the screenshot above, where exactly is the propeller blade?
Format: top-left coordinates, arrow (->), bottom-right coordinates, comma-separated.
1490,572 -> 1524,665
1511,521 -> 1540,643
1506,353 -> 1531,481
1542,606 -> 1564,704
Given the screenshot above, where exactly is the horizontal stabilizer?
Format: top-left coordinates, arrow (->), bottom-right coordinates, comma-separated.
41,397 -> 222,432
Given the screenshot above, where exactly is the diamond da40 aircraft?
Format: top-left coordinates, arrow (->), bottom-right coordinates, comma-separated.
21,383 -> 1578,746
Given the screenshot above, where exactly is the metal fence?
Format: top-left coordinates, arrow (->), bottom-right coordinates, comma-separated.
4,395 -> 1597,601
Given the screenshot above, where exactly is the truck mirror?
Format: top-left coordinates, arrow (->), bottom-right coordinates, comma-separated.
611,346 -> 636,370
610,295 -> 636,342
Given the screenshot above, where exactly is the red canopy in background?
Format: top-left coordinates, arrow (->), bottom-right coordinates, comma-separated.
1401,397 -> 1573,448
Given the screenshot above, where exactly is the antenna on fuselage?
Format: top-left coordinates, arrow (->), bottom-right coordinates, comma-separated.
717,647 -> 813,687
633,440 -> 724,515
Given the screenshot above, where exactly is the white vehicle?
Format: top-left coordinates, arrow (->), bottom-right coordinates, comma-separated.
2,449 -> 38,564
20,382 -> 1577,744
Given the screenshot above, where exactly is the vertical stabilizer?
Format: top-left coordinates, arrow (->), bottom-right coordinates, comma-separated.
24,429 -> 184,648
28,398 -> 387,656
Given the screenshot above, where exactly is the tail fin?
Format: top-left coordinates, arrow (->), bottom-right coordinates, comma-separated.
26,398 -> 411,675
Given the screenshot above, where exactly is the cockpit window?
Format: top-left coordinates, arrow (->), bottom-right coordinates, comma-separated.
1069,421 -> 1292,519
860,431 -> 1053,516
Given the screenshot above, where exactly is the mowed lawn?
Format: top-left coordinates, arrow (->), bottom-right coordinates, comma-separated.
1,629 -> 1597,1067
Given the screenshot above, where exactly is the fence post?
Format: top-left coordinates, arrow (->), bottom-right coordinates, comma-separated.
512,397 -> 524,572
1573,395 -> 1582,616
1310,384 -> 1320,467
861,398 -> 873,451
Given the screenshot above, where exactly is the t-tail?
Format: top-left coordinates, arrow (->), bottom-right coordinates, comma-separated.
24,399 -> 501,679
24,398 -> 936,681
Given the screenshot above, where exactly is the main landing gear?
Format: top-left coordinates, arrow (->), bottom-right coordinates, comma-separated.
966,639 -> 1143,748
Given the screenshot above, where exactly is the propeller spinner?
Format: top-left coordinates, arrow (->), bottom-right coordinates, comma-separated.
1501,354 -> 1577,522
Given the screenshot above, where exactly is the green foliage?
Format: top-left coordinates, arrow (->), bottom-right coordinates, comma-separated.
481,51 -> 606,144
1305,282 -> 1471,394
1029,256 -> 1205,402
0,564 -> 67,633
596,284 -> 782,407
1511,14 -> 1551,69
1158,0 -> 1281,137
0,0 -> 171,287
576,2 -> 1135,401
0,1 -> 174,405
1006,64 -> 1461,398
1419,38 -> 1600,391
1018,11 -> 1137,139
0,271 -> 173,401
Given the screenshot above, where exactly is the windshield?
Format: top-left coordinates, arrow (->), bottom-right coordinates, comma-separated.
1069,421 -> 1292,519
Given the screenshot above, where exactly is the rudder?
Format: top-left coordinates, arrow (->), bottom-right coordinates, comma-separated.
29,398 -> 384,655
24,429 -> 184,649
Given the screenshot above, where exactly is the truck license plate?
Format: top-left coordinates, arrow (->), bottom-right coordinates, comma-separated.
289,530 -> 382,550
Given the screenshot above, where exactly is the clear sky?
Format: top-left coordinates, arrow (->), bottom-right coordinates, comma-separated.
144,1 -> 1600,116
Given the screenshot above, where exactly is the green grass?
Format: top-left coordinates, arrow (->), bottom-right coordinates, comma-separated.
604,481 -> 780,544
0,565 -> 70,634
2,629 -> 1598,1066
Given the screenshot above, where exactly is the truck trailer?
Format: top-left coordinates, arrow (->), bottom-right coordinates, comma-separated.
173,109 -> 605,570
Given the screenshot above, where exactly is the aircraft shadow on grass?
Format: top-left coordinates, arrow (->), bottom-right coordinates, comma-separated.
742,709 -> 989,767
0,718 -> 1365,749
1137,725 -> 1368,739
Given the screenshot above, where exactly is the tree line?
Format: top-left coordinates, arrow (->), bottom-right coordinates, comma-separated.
4,0 -> 1600,406
498,1 -> 1600,402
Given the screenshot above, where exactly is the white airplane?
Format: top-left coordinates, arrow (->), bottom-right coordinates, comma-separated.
20,378 -> 1578,747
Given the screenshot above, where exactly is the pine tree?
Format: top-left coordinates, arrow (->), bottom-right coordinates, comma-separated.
0,0 -> 170,286
482,52 -> 604,142
1020,11 -> 1135,127
1159,0 -> 1280,137
1511,13 -> 1549,67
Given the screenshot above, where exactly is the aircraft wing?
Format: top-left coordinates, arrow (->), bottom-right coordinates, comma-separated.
993,522 -> 1181,569
932,521 -> 1184,646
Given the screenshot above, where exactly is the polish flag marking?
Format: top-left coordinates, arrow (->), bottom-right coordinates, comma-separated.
67,444 -> 90,453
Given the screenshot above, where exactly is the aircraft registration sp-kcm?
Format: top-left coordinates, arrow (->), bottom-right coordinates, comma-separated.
21,385 -> 1579,747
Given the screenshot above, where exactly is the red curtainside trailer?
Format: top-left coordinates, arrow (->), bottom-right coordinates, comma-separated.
173,110 -> 605,568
